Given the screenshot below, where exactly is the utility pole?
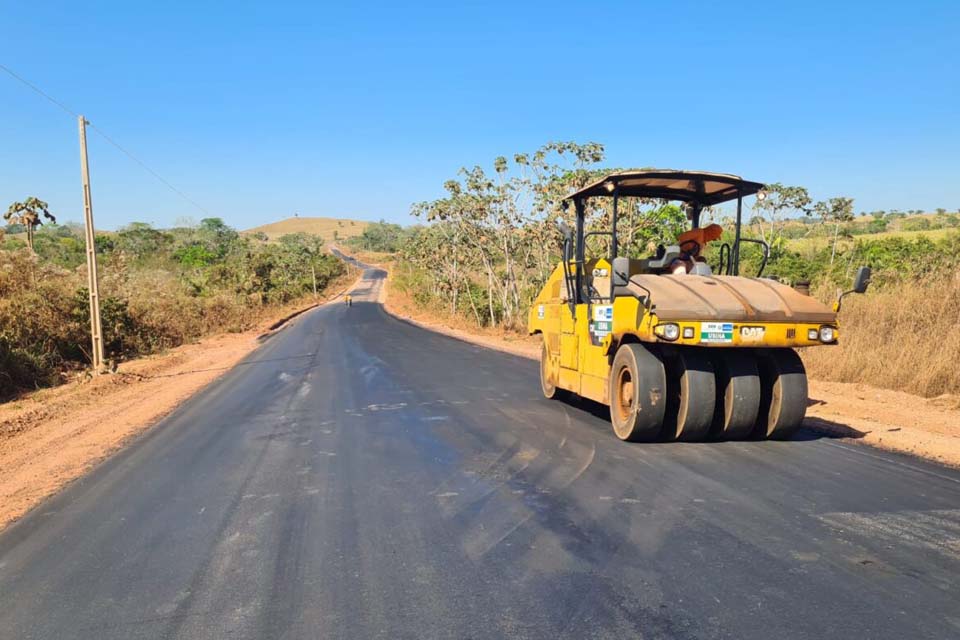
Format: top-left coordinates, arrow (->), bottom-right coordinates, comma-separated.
78,115 -> 105,374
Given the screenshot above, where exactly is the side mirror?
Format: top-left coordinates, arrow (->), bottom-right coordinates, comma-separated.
834,266 -> 871,312
612,256 -> 630,287
853,266 -> 871,294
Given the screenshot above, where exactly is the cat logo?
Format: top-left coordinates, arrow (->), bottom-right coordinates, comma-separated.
740,326 -> 765,341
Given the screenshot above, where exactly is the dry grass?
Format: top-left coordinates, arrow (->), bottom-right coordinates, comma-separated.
386,268 -> 540,350
244,217 -> 370,241
350,250 -> 394,265
802,277 -> 960,398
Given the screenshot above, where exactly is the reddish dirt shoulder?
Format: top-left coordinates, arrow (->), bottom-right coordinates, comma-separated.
805,381 -> 960,467
381,273 -> 960,468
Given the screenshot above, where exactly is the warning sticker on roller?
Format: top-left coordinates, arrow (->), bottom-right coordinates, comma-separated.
592,305 -> 613,322
589,305 -> 613,346
701,322 -> 734,343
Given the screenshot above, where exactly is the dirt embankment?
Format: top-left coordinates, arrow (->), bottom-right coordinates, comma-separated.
380,270 -> 960,469
0,274 -> 359,532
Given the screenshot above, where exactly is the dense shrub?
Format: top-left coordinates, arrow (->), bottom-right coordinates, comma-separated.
0,221 -> 346,400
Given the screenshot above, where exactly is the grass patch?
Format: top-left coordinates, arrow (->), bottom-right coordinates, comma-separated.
802,277 -> 960,397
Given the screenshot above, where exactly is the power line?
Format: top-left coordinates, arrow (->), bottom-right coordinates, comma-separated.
83,122 -> 212,216
0,63 -> 78,117
0,62 -> 212,217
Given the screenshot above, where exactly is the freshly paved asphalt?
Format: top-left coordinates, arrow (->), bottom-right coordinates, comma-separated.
1,263 -> 958,639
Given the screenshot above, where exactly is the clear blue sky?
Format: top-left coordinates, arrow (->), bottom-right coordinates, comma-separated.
2,1 -> 958,230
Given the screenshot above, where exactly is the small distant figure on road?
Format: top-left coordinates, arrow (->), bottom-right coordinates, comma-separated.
344,294 -> 352,307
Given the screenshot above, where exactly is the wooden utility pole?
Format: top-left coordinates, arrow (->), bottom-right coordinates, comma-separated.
78,115 -> 105,373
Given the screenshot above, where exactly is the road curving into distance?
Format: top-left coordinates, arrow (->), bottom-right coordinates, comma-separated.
1,259 -> 958,639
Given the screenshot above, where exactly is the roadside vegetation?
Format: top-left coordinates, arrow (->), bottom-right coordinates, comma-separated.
1,215 -> 346,400
354,142 -> 960,398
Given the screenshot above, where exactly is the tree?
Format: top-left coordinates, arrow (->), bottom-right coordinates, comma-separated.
115,222 -> 173,261
196,217 -> 239,259
813,197 -> 855,264
279,233 -> 326,298
752,183 -> 812,245
410,141 -> 606,328
4,197 -> 56,252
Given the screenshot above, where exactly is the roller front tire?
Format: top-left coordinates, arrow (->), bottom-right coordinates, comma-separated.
609,343 -> 667,442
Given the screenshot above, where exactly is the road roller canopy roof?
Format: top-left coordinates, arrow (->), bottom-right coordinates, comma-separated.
565,170 -> 765,206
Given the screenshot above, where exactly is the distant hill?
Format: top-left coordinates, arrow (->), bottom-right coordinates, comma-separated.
243,217 -> 370,242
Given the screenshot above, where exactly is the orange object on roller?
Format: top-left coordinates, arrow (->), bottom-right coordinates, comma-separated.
677,223 -> 723,254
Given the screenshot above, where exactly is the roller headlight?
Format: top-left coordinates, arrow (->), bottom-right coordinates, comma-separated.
819,326 -> 837,343
655,323 -> 680,341
807,328 -> 819,341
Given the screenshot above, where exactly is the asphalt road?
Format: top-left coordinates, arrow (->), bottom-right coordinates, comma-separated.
1,264 -> 959,640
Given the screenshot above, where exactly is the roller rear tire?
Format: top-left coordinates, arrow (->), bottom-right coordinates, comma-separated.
663,348 -> 716,441
712,351 -> 762,440
540,341 -> 565,400
756,349 -> 808,440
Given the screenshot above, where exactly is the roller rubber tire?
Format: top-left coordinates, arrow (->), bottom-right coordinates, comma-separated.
540,341 -> 565,400
663,348 -> 716,442
609,343 -> 667,442
711,351 -> 762,440
756,349 -> 808,440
